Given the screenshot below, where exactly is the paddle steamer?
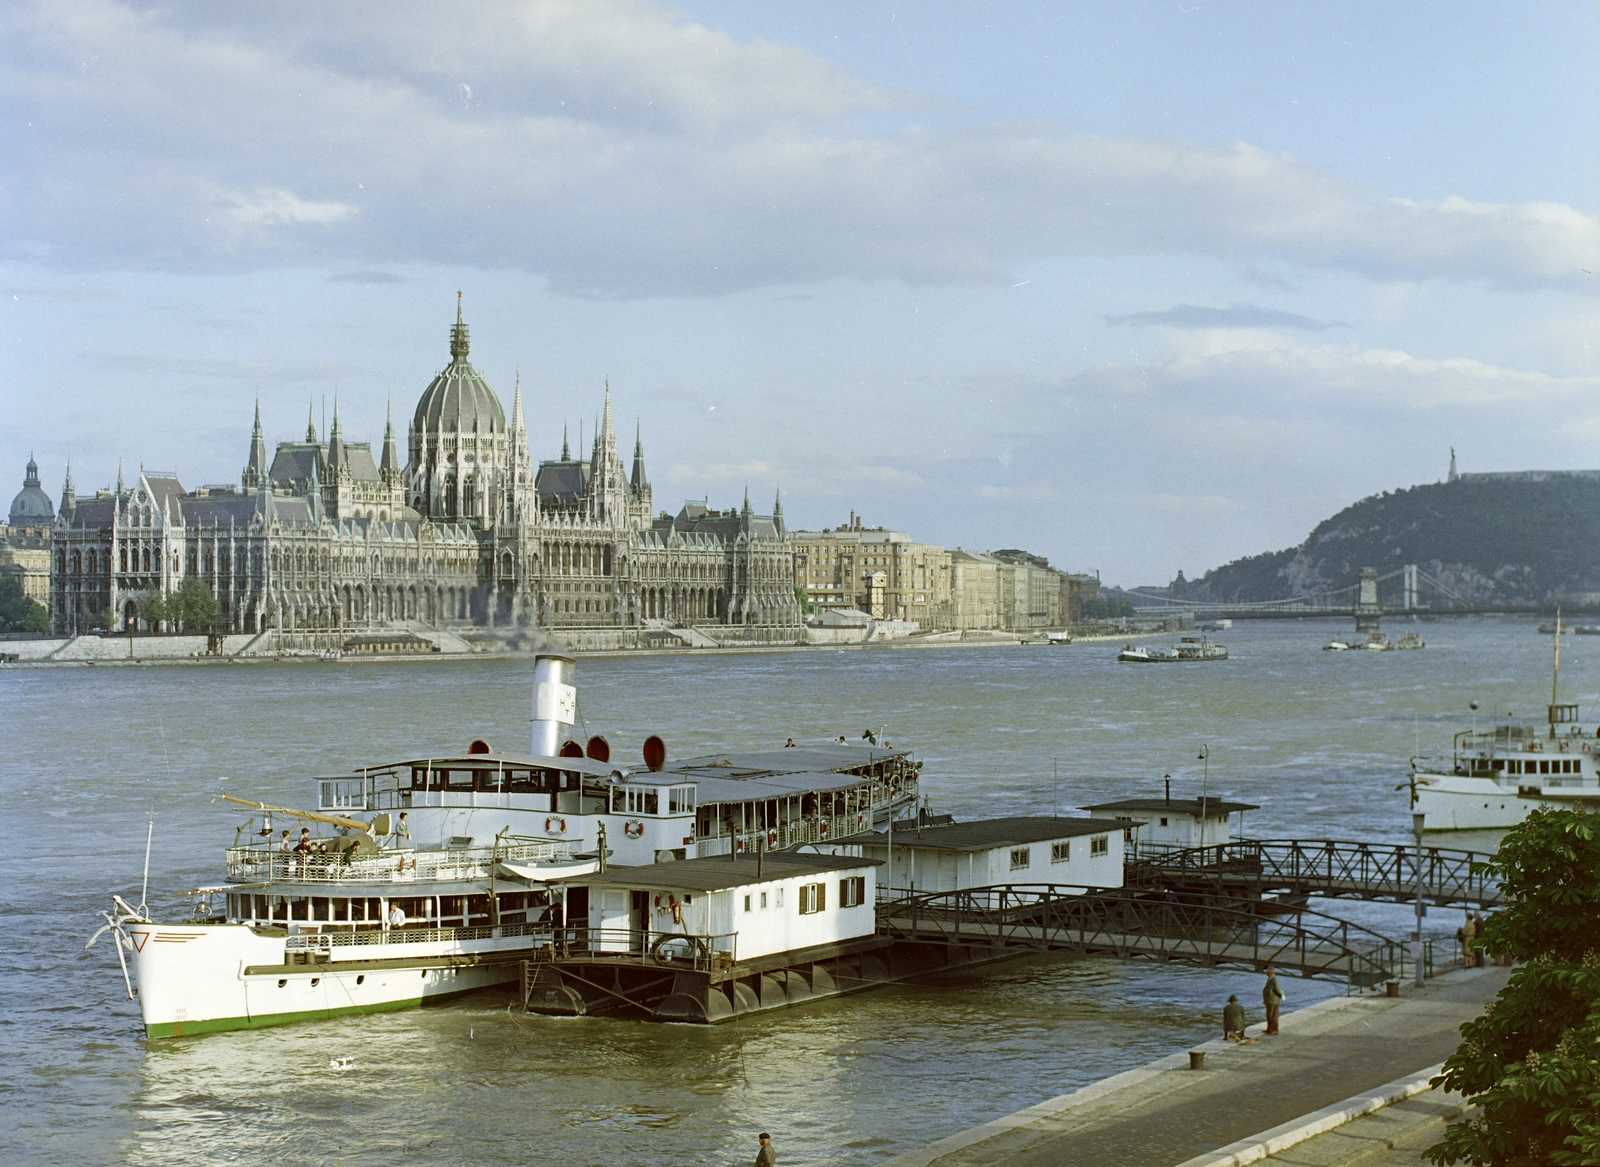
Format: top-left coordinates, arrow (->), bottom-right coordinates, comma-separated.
91,654 -> 919,1037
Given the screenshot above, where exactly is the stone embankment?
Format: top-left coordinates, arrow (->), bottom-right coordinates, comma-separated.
1,622 -> 1145,666
878,965 -> 1504,1167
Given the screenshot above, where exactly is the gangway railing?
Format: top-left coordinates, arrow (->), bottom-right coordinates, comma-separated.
878,884 -> 1442,990
1128,839 -> 1501,908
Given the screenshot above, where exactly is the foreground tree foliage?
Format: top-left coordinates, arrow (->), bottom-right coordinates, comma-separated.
1425,809 -> 1600,1166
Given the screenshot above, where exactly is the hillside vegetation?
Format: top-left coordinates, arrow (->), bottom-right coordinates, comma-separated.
1168,477 -> 1600,607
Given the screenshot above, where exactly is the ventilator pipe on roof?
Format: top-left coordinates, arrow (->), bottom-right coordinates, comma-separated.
531,654 -> 578,758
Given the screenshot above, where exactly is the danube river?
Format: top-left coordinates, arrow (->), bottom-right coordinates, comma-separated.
1,617 -> 1582,1166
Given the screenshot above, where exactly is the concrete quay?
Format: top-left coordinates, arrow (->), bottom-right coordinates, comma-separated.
880,965 -> 1505,1167
0,625 -> 1150,667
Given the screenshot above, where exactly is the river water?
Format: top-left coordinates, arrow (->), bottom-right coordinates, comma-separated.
1,617 -> 1582,1166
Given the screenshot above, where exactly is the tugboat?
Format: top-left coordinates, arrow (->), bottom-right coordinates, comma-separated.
1323,631 -> 1423,652
1117,636 -> 1227,662
88,654 -> 920,1037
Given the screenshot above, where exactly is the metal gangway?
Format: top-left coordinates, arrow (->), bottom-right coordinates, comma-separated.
1129,839 -> 1501,909
878,885 -> 1446,990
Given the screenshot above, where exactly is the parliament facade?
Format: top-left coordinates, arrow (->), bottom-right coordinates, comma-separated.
50,301 -> 800,646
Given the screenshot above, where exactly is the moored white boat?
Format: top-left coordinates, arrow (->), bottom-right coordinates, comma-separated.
91,654 -> 922,1038
1409,617 -> 1600,829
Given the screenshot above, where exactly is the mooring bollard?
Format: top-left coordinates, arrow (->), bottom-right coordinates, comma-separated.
1385,980 -> 1400,997
1189,1051 -> 1206,1071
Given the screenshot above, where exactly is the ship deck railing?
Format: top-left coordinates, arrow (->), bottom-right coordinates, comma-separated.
693,795 -> 909,858
227,840 -> 572,885
284,922 -> 735,972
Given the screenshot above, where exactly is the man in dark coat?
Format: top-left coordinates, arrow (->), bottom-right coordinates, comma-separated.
1263,967 -> 1284,1035
1223,994 -> 1247,1040
755,1132 -> 775,1166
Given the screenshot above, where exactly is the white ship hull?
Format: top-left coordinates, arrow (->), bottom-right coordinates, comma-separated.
1413,772 -> 1537,831
127,922 -> 530,1038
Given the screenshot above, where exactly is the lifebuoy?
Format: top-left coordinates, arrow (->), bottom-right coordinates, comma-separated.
624,820 -> 645,839
767,829 -> 778,848
545,816 -> 567,834
819,819 -> 830,837
856,814 -> 866,829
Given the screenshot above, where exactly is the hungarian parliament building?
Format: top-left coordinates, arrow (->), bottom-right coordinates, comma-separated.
48,300 -> 800,645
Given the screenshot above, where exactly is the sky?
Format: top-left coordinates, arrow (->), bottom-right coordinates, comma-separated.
2,0 -> 1596,587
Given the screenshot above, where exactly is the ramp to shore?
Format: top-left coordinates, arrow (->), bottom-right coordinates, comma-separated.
877,965 -> 1505,1167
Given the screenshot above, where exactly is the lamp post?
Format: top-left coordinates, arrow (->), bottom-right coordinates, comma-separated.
1197,744 -> 1210,853
1412,810 -> 1426,987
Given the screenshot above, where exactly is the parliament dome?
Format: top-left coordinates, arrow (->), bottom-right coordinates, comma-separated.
412,298 -> 505,434
8,455 -> 54,527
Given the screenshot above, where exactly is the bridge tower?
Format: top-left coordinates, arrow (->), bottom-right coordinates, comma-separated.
1403,564 -> 1419,611
1355,566 -> 1382,633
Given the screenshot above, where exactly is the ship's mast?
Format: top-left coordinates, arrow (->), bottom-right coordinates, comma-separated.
1550,609 -> 1563,739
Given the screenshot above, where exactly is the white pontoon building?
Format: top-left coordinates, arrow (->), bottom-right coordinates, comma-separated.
857,816 -> 1133,895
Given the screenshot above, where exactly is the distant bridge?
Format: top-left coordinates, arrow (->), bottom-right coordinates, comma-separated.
1123,565 -> 1489,620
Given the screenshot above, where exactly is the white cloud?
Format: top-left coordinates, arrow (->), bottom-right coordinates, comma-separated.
224,188 -> 355,228
2,0 -> 1594,292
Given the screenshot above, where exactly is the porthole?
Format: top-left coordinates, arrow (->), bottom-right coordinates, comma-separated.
277,979 -> 287,988
421,970 -> 427,979
356,975 -> 365,985
310,978 -> 320,987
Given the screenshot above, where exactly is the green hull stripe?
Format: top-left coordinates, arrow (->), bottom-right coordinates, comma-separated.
145,983 -> 494,1039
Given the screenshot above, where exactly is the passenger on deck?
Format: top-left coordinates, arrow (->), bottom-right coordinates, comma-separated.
388,903 -> 407,930
1223,994 -> 1246,1041
391,812 -> 411,848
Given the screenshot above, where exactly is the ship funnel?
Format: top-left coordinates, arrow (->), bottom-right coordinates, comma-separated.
531,654 -> 578,758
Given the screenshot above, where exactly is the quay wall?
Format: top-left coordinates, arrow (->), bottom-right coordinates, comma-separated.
1,625 -> 1155,667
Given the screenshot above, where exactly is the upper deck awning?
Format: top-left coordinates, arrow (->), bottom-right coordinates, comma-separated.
666,743 -> 911,779
364,754 -> 635,780
688,771 -> 880,804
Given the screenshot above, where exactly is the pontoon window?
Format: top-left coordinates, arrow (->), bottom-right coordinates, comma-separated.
1009,848 -> 1030,870
668,785 -> 696,815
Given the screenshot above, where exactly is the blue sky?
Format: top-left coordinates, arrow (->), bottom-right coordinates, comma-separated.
3,1 -> 1595,585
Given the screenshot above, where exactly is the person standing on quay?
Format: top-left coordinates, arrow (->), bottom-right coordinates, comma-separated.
754,1132 -> 775,1166
1262,967 -> 1284,1035
1458,911 -> 1478,968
